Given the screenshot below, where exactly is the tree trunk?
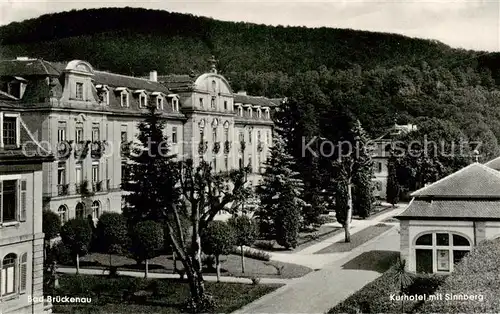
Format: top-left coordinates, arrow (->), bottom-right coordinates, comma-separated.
240,245 -> 245,273
216,255 -> 221,282
76,253 -> 80,274
145,259 -> 149,279
173,249 -> 177,273
345,183 -> 353,243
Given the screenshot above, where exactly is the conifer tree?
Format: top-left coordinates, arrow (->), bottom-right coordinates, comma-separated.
256,132 -> 306,249
386,156 -> 400,206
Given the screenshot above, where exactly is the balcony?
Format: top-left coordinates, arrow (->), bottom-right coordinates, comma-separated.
198,141 -> 208,155
57,184 -> 69,196
57,141 -> 73,160
224,141 -> 231,154
76,180 -> 91,195
212,141 -> 221,154
92,181 -> 103,193
91,141 -> 105,159
74,141 -> 90,159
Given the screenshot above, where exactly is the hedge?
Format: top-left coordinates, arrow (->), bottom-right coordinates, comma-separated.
328,264 -> 445,313
418,239 -> 500,313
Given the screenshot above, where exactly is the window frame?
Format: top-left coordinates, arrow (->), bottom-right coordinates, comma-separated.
1,253 -> 17,297
172,127 -> 178,144
0,113 -> 20,148
75,82 -> 84,100
120,91 -> 129,107
138,92 -> 148,109
0,175 -> 26,226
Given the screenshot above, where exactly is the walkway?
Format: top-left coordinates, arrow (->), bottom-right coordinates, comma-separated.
57,267 -> 293,285
266,204 -> 406,269
233,226 -> 400,314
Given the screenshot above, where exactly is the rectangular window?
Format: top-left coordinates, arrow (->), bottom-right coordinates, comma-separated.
75,123 -> 84,142
257,131 -> 261,142
3,116 -> 17,146
437,250 -> 450,271
213,157 -> 217,172
121,92 -> 128,107
212,128 -> 217,142
1,180 -> 17,223
92,125 -> 99,142
224,156 -> 228,170
224,129 -> 229,142
157,96 -> 164,110
75,82 -> 84,100
239,131 -> 244,142
172,127 -> 178,144
2,259 -> 15,295
58,122 -> 67,142
58,162 -> 66,185
139,94 -> 147,108
248,156 -> 253,172
436,233 -> 449,246
200,129 -> 204,140
199,98 -> 204,108
173,99 -> 179,112
92,164 -> 99,183
224,101 -> 228,110
75,162 -> 82,184
248,129 -> 252,144
211,97 -> 216,109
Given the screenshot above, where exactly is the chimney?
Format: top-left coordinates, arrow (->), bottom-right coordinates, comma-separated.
237,91 -> 247,96
149,70 -> 157,82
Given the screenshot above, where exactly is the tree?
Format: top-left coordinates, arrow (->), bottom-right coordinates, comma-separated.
256,132 -> 306,249
60,218 -> 92,274
352,174 -> 373,219
393,257 -> 413,313
201,221 -> 235,282
228,215 -> 257,273
329,120 -> 373,242
43,210 -> 61,253
122,106 -> 252,311
95,212 -> 129,272
129,220 -> 164,278
386,156 -> 400,206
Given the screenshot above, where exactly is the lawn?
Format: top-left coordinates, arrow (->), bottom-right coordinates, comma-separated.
51,274 -> 282,314
64,253 -> 312,279
314,223 -> 393,254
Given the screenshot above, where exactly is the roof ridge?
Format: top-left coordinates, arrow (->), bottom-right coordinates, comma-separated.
484,155 -> 500,166
411,162 -> 479,196
95,70 -> 155,83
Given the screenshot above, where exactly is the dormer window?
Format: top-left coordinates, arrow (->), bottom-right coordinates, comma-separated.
238,106 -> 243,117
138,92 -> 148,108
1,113 -> 20,148
120,91 -> 129,107
264,108 -> 270,119
157,96 -> 164,110
95,85 -> 109,105
247,107 -> 252,118
75,82 -> 84,100
199,98 -> 204,109
212,80 -> 217,92
172,98 -> 179,112
257,108 -> 262,118
211,97 -> 216,109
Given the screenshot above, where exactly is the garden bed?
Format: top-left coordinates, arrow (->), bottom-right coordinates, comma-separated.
62,253 -> 312,279
314,224 -> 393,254
51,274 -> 282,314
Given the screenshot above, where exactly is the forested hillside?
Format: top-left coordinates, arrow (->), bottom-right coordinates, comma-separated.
1,7 -> 500,148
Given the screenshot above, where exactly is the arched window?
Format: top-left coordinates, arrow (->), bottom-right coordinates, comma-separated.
414,232 -> 471,274
2,253 -> 17,296
212,80 -> 217,92
91,201 -> 100,220
76,202 -> 85,219
58,205 -> 68,224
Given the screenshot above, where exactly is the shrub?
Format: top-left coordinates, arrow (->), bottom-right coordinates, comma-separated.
202,221 -> 235,282
253,240 -> 275,251
230,247 -> 271,261
43,210 -> 61,242
129,221 -> 164,278
418,239 -> 500,313
60,218 -> 93,273
328,263 -> 444,313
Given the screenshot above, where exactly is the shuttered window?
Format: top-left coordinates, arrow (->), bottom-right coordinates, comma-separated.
19,180 -> 27,222
19,253 -> 27,294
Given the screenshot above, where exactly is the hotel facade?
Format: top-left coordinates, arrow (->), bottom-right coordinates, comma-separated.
0,57 -> 278,223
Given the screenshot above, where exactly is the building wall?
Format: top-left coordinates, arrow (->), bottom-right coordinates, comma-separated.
402,219 -> 500,273
0,168 -> 45,314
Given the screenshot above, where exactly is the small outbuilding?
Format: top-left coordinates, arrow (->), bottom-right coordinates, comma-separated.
397,162 -> 500,273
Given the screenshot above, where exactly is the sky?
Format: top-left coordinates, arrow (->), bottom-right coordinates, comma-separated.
0,0 -> 499,52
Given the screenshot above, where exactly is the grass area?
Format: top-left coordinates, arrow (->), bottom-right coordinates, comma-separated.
52,274 -> 281,314
66,253 -> 312,279
341,250 -> 399,273
365,204 -> 396,220
314,224 -> 393,254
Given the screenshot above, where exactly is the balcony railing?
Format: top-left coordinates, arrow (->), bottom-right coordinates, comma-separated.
198,141 -> 208,155
212,141 -> 221,154
57,184 -> 69,196
76,180 -> 91,195
224,141 -> 231,154
91,141 -> 105,159
74,141 -> 90,159
121,141 -> 132,157
92,181 -> 103,192
57,140 -> 73,160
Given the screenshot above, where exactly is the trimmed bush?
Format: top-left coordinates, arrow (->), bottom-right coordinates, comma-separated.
418,239 -> 500,313
328,263 -> 445,313
254,240 -> 275,251
229,247 -> 271,261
